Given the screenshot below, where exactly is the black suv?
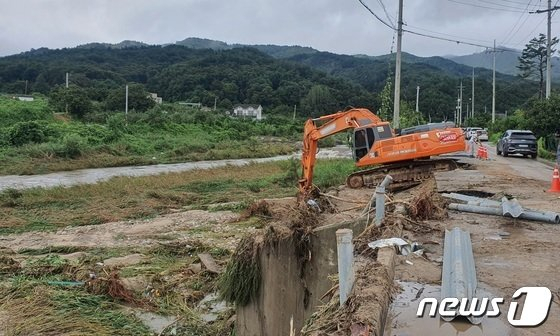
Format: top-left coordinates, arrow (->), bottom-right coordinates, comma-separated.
496,130 -> 537,159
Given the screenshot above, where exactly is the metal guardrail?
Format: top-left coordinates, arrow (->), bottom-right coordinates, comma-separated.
443,193 -> 560,224
441,228 -> 481,324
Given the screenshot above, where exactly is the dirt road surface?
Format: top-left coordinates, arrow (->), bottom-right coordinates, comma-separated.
386,152 -> 560,336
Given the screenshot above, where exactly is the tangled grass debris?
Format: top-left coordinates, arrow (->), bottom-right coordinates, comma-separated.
218,235 -> 262,306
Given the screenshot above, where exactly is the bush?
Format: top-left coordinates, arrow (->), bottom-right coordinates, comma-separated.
8,121 -> 47,146
105,114 -> 127,141
60,134 -> 85,158
538,137 -> 556,160
489,133 -> 501,144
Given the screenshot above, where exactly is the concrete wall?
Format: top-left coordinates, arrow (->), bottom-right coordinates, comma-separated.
236,219 -> 367,336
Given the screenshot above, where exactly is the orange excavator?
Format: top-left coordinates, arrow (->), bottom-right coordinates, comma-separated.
298,108 -> 465,195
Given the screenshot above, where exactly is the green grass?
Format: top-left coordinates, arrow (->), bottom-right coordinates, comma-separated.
538,137 -> 556,161
0,158 -> 353,234
312,158 -> 357,189
0,97 -> 301,175
0,284 -> 151,336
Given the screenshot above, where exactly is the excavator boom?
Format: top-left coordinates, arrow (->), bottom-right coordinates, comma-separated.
298,108 -> 388,192
299,108 -> 465,195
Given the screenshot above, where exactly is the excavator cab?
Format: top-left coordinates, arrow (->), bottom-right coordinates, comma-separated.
352,123 -> 393,161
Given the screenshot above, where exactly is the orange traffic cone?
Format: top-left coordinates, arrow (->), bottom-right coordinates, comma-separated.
476,146 -> 483,159
549,166 -> 560,193
482,146 -> 488,160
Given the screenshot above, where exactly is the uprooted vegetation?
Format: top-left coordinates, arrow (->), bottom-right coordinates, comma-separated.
0,160 -> 449,335
0,237 -> 239,336
219,203 -> 320,307
0,158 -> 354,235
298,177 -> 447,335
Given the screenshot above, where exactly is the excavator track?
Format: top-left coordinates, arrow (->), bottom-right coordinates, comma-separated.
346,158 -> 459,190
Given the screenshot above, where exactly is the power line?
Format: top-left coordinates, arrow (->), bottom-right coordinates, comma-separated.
477,0 -> 540,11
358,0 -> 525,52
404,23 -> 496,44
376,0 -> 395,27
511,0 -> 559,46
512,15 -> 548,46
500,0 -> 535,45
448,0 -> 529,12
357,0 -> 395,30
402,28 -> 517,51
502,0 -> 533,43
490,0 -> 542,5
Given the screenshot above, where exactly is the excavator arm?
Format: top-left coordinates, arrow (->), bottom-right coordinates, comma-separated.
298,108 -> 386,194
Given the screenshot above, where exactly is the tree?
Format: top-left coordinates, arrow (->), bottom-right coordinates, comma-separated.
517,33 -> 558,99
377,78 -> 393,122
399,101 -> 426,128
49,84 -> 92,118
523,94 -> 560,138
300,85 -> 336,117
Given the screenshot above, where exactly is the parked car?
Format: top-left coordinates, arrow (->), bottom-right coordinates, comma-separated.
476,129 -> 488,141
464,127 -> 487,140
496,130 -> 537,159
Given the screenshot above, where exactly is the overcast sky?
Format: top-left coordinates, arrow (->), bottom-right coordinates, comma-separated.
0,0 -> 556,57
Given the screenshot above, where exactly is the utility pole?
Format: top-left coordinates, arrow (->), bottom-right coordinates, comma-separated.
393,0 -> 403,129
125,85 -> 129,124
530,1 -> 560,98
492,39 -> 496,123
455,93 -> 460,125
213,97 -> 217,111
459,81 -> 463,126
24,80 -> 28,95
65,72 -> 69,114
547,0 -> 552,98
293,105 -> 297,120
415,86 -> 420,113
471,67 -> 475,119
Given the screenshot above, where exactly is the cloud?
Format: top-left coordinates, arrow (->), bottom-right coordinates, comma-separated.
0,0 -> 553,57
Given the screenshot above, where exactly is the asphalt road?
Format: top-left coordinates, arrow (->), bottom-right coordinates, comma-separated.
483,143 -> 554,182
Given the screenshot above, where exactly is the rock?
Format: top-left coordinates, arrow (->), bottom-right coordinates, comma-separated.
133,311 -> 176,334
121,275 -> 149,292
103,253 -> 147,267
61,252 -> 88,263
186,263 -> 202,275
198,253 -> 220,273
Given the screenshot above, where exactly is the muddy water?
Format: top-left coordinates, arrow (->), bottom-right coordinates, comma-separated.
0,146 -> 353,191
384,281 -> 510,336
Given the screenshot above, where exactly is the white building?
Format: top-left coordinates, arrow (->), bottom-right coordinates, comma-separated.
14,95 -> 34,102
232,104 -> 263,120
147,92 -> 163,104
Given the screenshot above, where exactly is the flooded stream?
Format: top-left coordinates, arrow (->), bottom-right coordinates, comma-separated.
384,281 -> 510,336
0,146 -> 353,191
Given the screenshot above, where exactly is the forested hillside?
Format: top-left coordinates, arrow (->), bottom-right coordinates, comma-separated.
0,39 -> 544,121
0,45 -> 375,117
447,48 -> 560,79
289,51 -> 539,121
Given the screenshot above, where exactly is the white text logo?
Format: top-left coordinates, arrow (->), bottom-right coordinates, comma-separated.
416,287 -> 552,327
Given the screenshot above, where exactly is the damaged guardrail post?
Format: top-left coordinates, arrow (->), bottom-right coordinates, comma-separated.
336,228 -> 354,306
448,203 -> 560,224
375,175 -> 393,226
